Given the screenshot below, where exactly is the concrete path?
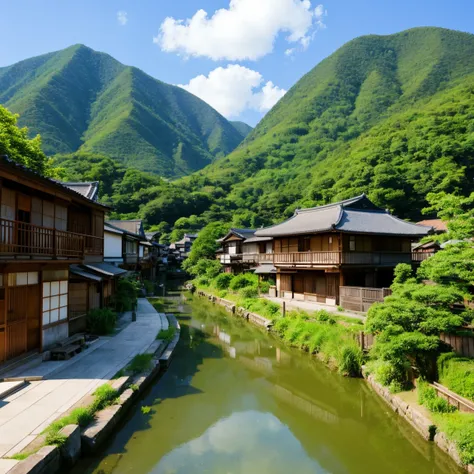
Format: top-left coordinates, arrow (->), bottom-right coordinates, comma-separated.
0,298 -> 162,464
264,296 -> 366,322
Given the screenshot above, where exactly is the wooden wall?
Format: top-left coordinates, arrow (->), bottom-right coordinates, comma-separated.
274,234 -> 339,253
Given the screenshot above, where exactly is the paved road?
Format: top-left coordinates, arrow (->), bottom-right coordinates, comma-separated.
0,299 -> 162,466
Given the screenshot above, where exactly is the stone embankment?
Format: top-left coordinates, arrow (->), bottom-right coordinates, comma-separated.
196,290 -> 272,329
196,289 -> 473,473
8,314 -> 181,474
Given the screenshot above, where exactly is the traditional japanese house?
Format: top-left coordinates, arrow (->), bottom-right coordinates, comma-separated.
254,194 -> 432,310
218,229 -> 274,274
105,220 -> 145,271
0,158 -> 107,363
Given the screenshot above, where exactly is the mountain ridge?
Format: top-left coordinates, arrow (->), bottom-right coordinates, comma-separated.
0,44 -> 249,178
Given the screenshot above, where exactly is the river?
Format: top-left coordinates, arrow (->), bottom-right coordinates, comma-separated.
73,292 -> 462,474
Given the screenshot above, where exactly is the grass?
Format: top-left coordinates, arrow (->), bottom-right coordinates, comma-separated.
157,327 -> 176,343
437,352 -> 474,402
126,354 -> 154,375
272,313 -> 363,376
9,451 -> 36,461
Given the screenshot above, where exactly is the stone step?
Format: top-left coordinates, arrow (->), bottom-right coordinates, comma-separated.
0,380 -> 28,400
50,343 -> 82,361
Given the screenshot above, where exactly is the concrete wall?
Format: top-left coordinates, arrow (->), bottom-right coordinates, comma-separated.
43,322 -> 68,349
104,232 -> 122,259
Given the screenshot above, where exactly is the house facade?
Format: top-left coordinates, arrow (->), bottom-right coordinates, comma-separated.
218,229 -> 274,274
0,158 -> 108,364
254,194 -> 432,309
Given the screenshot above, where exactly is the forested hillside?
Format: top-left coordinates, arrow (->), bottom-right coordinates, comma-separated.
47,28 -> 474,240
0,45 -> 249,178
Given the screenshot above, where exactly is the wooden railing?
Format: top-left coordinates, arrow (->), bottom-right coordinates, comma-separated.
340,286 -> 392,312
0,218 -> 86,258
242,253 -> 274,264
412,251 -> 436,262
273,251 -> 341,265
341,252 -> 412,265
431,382 -> 474,413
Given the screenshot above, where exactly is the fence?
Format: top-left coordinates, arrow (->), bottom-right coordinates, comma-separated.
340,286 -> 392,312
431,382 -> 474,413
439,332 -> 474,358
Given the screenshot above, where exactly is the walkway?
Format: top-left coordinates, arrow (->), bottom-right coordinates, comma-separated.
0,299 -> 163,466
264,296 -> 366,322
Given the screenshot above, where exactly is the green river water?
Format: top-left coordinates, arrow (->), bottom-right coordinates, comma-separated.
74,293 -> 462,474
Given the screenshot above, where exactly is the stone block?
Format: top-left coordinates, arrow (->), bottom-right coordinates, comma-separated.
59,424 -> 81,465
110,376 -> 130,394
9,445 -> 60,474
120,388 -> 136,410
81,405 -> 121,453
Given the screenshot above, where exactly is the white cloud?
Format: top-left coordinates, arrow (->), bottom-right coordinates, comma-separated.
178,65 -> 286,118
117,11 -> 128,26
155,0 -> 327,61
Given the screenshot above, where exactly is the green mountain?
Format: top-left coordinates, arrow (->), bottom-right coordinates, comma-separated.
230,121 -> 253,138
176,27 -> 474,225
0,44 -> 247,178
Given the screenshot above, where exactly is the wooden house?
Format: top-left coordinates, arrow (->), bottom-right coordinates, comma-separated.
0,158 -> 108,363
255,194 -> 432,311
218,229 -> 274,274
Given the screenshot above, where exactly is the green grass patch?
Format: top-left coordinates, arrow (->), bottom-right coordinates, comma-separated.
126,354 -> 154,375
157,327 -> 176,343
8,451 -> 36,461
437,352 -> 474,402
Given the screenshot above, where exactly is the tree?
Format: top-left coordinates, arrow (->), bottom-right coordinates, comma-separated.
182,222 -> 228,276
0,105 -> 51,175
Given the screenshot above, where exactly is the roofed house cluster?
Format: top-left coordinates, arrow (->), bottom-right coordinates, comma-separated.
217,194 -> 432,311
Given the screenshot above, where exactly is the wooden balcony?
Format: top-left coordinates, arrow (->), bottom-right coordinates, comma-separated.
242,253 -> 274,264
0,217 -> 101,259
273,251 -> 414,266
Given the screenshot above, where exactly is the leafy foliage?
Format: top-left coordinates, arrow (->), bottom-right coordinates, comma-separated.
0,44 -> 249,178
437,352 -> 474,401
0,105 -> 52,175
86,308 -> 117,335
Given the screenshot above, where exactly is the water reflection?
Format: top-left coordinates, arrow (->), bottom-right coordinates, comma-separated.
152,411 -> 327,474
74,294 -> 463,474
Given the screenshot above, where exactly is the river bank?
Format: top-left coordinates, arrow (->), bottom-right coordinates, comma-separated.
2,300 -> 180,474
73,291 -> 462,474
195,289 -> 474,473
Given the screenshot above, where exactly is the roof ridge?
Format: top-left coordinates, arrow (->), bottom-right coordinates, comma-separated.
295,193 -> 368,214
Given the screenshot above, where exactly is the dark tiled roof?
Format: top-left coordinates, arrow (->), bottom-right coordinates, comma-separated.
221,228 -> 256,242
106,220 -> 145,237
63,182 -> 99,201
244,236 -> 273,243
416,219 -> 448,232
256,194 -> 432,238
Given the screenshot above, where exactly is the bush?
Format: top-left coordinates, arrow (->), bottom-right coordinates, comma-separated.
195,275 -> 210,287
214,273 -> 234,290
259,281 -> 271,294
336,343 -> 363,376
87,308 -> 117,335
157,327 -> 176,343
91,383 -> 119,411
315,310 -> 336,325
113,278 -> 139,312
365,359 -> 409,388
239,286 -> 258,299
229,273 -> 257,291
435,412 -> 474,465
437,352 -> 474,401
418,379 -> 456,413
127,354 -> 154,375
143,280 -> 154,294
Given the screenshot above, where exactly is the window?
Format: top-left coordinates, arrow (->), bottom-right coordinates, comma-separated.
7,272 -> 38,286
42,279 -> 68,326
55,205 -> 67,231
349,236 -> 356,251
298,237 -> 310,252
126,239 -> 136,254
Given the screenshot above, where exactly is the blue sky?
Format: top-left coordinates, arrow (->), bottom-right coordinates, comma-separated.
2,0 -> 473,126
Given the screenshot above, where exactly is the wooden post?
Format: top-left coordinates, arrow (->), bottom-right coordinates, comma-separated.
282,301 -> 286,317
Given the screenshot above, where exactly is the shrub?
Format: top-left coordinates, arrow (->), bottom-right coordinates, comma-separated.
365,359 -> 409,388
435,412 -> 474,465
45,431 -> 68,447
195,275 -> 210,287
214,273 -> 234,290
336,343 -> 363,377
259,281 -> 271,294
239,286 -> 258,299
91,383 -> 119,411
229,273 -> 257,291
86,308 -> 116,335
113,278 -> 139,311
418,379 -> 456,413
127,354 -> 154,375
143,280 -> 154,294
69,407 -> 94,427
157,327 -> 176,343
437,352 -> 474,401
315,310 -> 336,325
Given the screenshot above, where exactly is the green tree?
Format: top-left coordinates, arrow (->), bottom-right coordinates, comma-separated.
0,105 -> 50,175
